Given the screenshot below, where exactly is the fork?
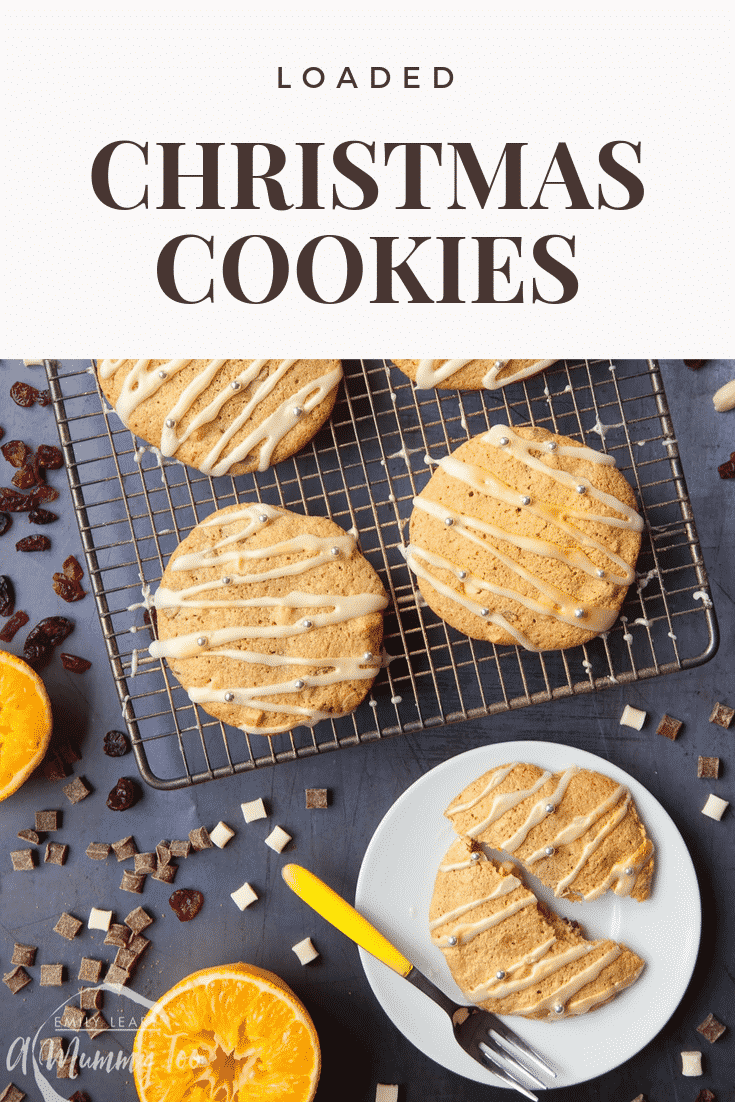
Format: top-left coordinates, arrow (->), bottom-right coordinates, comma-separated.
282,863 -> 556,1099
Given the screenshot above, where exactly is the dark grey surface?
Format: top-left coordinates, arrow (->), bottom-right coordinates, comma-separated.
1,358 -> 733,1102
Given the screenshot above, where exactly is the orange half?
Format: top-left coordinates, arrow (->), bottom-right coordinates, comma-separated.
0,649 -> 53,801
133,962 -> 320,1102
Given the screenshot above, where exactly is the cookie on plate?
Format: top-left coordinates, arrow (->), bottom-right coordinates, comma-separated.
96,359 -> 342,476
392,359 -> 558,391
403,423 -> 643,651
149,503 -> 388,736
430,838 -> 645,1020
444,762 -> 655,902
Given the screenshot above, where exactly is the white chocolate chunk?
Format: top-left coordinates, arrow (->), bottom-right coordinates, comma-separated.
230,881 -> 258,910
680,1050 -> 702,1076
88,907 -> 112,931
713,378 -> 735,412
209,821 -> 235,848
702,794 -> 729,821
619,704 -> 647,730
23,359 -> 45,365
241,797 -> 267,823
292,936 -> 319,965
375,1087 -> 399,1102
265,825 -> 292,853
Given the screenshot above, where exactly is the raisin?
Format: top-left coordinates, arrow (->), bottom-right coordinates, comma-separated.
29,508 -> 57,524
107,777 -> 140,811
169,888 -> 204,922
0,487 -> 34,511
33,484 -> 59,504
16,535 -> 51,551
10,381 -> 38,407
60,653 -> 92,673
0,512 -> 11,536
104,730 -> 130,757
52,573 -> 85,602
62,555 -> 83,581
1,440 -> 32,468
684,360 -> 706,369
23,640 -> 52,669
30,615 -> 74,647
36,444 -> 63,470
12,464 -> 38,490
718,460 -> 735,479
0,427 -> 3,442
0,610 -> 29,642
0,576 -> 15,618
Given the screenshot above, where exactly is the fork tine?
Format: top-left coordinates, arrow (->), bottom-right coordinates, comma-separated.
480,1032 -> 546,1089
477,1043 -> 539,1100
486,1015 -> 557,1078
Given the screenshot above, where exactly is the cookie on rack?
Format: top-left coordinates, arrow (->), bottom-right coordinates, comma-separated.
429,838 -> 645,1020
403,423 -> 643,651
149,503 -> 389,736
444,761 -> 654,903
391,359 -> 558,391
96,359 -> 342,476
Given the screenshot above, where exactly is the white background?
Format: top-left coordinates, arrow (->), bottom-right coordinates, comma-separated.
2,10 -> 733,355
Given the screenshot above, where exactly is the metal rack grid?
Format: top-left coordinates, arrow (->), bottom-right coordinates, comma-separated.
46,358 -> 718,789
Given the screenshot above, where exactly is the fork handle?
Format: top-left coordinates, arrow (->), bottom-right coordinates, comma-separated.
282,863 -> 413,978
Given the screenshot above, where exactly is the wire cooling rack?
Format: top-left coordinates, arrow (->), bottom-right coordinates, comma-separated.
45,359 -> 718,789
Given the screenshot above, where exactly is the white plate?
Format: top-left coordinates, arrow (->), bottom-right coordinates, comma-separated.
355,741 -> 701,1089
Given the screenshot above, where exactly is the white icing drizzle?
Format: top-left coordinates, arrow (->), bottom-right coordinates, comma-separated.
413,359 -> 558,391
455,770 -> 554,839
447,763 -> 518,815
148,505 -> 388,733
521,944 -> 622,1017
432,892 -> 536,947
498,766 -> 580,852
468,943 -> 595,1002
97,358 -> 342,475
428,874 -> 522,931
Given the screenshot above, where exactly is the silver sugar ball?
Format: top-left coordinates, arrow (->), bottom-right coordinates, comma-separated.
444,517 -> 454,526
576,484 -> 587,495
363,652 -> 373,661
545,803 -> 555,814
544,846 -> 555,857
231,379 -> 241,390
496,970 -> 506,980
520,495 -> 531,506
494,359 -> 503,368
294,679 -> 305,689
547,441 -> 558,451
197,636 -> 207,647
498,436 -> 509,447
158,370 -> 167,379
292,406 -> 303,417
596,568 -> 606,578
458,570 -> 468,580
625,866 -> 634,876
470,851 -> 481,862
165,418 -> 175,428
221,576 -> 232,585
302,620 -> 313,629
554,1004 -> 564,1014
258,513 -> 268,523
480,608 -> 489,617
330,547 -> 340,556
574,608 -> 586,619
447,936 -> 458,947
224,692 -> 235,702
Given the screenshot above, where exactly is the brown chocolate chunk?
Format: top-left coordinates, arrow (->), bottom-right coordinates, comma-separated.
656,714 -> 683,740
57,735 -> 81,765
39,1036 -> 64,1063
40,964 -> 65,986
43,753 -> 69,781
111,835 -> 138,861
54,912 -> 83,940
44,841 -> 69,865
169,888 -> 204,922
10,849 -> 35,871
305,787 -> 329,808
104,963 -> 129,987
113,947 -> 138,973
189,825 -> 212,850
696,1012 -> 726,1043
85,1011 -> 109,1039
63,776 -> 92,804
59,1006 -> 86,1031
134,851 -> 157,874
156,841 -> 172,865
124,906 -> 153,934
11,944 -> 37,966
152,861 -> 177,884
69,1092 -> 91,1102
56,1052 -> 78,1079
698,756 -> 720,779
79,987 -> 104,1010
16,828 -> 40,844
120,870 -> 146,894
684,360 -> 706,369
694,1091 -> 716,1102
86,841 -> 111,860
0,1085 -> 26,1102
77,958 -> 103,983
709,702 -> 734,728
107,776 -> 140,811
3,967 -> 31,994
35,809 -> 60,831
127,934 -> 151,958
104,924 -> 130,948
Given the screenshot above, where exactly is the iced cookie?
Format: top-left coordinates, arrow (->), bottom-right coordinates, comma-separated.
444,762 -> 654,903
96,359 -> 342,476
149,503 -> 388,736
403,423 -> 643,651
430,839 -> 645,1020
392,359 -> 558,391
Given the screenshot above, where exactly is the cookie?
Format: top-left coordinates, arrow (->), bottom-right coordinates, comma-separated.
96,359 -> 342,475
392,359 -> 558,391
149,503 -> 388,735
430,839 -> 645,1020
404,423 -> 643,650
444,762 -> 654,902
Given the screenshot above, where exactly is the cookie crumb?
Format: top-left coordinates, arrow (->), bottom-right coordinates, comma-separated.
698,756 -> 720,779
696,1012 -> 726,1043
681,1050 -> 702,1076
54,912 -> 83,940
305,788 -> 328,809
620,704 -> 647,730
709,702 -> 734,728
44,841 -> 69,865
210,821 -> 235,848
10,849 -> 35,871
656,714 -> 683,740
63,776 -> 92,804
230,881 -> 258,910
241,797 -> 267,823
2,967 -> 31,994
40,964 -> 64,986
265,825 -> 292,853
292,937 -> 319,965
88,907 -> 112,931
702,794 -> 729,821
